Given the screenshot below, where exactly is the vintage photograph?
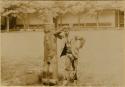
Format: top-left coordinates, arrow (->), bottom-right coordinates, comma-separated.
0,0 -> 125,86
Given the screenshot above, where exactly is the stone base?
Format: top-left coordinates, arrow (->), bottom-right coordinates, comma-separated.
42,78 -> 57,86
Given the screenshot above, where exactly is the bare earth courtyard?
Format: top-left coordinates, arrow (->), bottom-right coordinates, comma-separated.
1,30 -> 125,86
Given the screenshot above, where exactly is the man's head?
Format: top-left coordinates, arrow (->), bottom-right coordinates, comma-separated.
63,26 -> 70,32
58,26 -> 70,39
74,36 -> 85,48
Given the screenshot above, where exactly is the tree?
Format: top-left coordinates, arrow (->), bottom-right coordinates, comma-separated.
1,1 -> 36,31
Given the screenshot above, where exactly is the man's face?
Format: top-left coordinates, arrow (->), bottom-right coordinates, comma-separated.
60,32 -> 65,39
65,31 -> 69,37
63,27 -> 70,33
75,36 -> 85,48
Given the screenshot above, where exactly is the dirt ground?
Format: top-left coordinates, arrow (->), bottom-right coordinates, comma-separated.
1,30 -> 125,86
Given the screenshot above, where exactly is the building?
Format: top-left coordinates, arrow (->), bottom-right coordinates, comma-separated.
57,9 -> 124,29
1,9 -> 124,31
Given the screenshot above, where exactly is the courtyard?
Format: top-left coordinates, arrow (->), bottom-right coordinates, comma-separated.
1,30 -> 125,86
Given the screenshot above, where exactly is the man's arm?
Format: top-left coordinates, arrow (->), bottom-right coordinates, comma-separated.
71,39 -> 79,59
53,28 -> 64,39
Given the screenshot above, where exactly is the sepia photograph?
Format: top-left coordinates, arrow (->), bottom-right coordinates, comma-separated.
0,0 -> 125,86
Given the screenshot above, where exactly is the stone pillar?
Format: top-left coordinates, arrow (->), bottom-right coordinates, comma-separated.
43,24 -> 58,82
78,12 -> 81,29
6,16 -> 9,32
124,11 -> 125,29
96,11 -> 99,29
118,9 -> 120,29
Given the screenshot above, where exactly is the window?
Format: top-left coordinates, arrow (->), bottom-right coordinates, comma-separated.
119,11 -> 124,27
115,10 -> 124,27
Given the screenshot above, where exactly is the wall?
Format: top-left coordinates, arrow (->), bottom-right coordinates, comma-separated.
61,12 -> 78,24
98,10 -> 115,27
16,13 -> 53,25
57,10 -> 116,27
16,10 -> 116,28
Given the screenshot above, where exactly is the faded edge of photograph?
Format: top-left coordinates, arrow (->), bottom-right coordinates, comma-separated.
0,0 -> 125,86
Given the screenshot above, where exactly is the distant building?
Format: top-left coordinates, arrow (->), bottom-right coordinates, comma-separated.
57,9 -> 124,29
1,9 -> 124,31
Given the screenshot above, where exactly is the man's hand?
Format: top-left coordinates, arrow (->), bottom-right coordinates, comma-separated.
70,71 -> 77,80
54,28 -> 63,38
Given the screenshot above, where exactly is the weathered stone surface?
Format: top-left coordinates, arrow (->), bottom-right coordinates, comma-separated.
42,78 -> 57,86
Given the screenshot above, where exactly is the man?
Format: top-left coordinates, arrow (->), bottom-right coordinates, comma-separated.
54,26 -> 85,85
70,36 -> 85,85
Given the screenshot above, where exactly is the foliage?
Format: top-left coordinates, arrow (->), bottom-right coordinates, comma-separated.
1,1 -> 125,24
